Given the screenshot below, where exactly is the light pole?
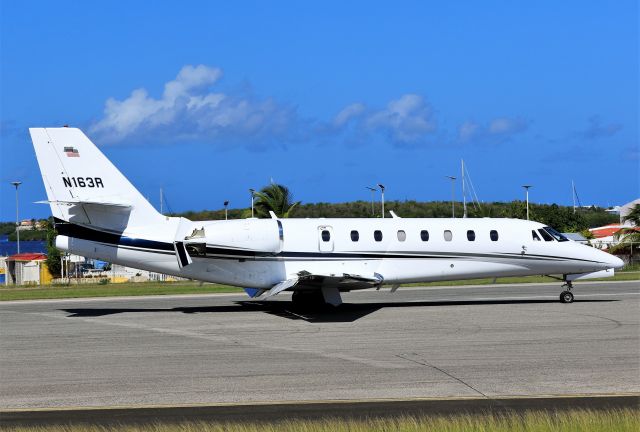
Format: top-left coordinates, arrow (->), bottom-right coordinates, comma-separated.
377,184 -> 385,218
249,189 -> 255,218
522,185 -> 532,220
11,181 -> 22,254
446,176 -> 456,218
223,200 -> 229,220
365,186 -> 377,217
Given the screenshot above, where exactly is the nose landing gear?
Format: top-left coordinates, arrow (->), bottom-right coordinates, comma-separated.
559,281 -> 574,303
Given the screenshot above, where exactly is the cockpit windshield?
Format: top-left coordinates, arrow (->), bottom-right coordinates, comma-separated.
543,226 -> 569,242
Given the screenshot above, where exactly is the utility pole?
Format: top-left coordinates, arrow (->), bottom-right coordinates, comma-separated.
11,181 -> 22,254
377,184 -> 385,218
446,176 -> 456,217
522,185 -> 532,220
461,160 -> 467,218
249,189 -> 255,218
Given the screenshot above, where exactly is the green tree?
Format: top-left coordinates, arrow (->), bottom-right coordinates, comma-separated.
43,218 -> 61,277
170,199 -> 617,228
253,182 -> 301,218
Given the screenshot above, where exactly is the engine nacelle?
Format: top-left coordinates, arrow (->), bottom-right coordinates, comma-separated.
186,219 -> 281,258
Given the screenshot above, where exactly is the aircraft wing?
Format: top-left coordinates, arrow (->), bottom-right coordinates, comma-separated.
260,270 -> 384,300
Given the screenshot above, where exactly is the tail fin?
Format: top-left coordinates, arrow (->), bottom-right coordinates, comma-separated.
30,127 -> 163,232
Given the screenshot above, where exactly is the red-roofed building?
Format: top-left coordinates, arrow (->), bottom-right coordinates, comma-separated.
6,253 -> 47,262
589,223 -> 640,250
4,253 -> 52,285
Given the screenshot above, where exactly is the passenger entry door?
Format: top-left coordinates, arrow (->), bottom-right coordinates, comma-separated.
318,226 -> 334,252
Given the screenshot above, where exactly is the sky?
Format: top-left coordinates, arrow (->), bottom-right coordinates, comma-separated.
1,1 -> 638,221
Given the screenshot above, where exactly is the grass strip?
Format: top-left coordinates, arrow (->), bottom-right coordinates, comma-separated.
0,282 -> 240,301
1,271 -> 637,302
2,408 -> 639,431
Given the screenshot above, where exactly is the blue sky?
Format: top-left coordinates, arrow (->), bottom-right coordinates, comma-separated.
1,1 -> 638,221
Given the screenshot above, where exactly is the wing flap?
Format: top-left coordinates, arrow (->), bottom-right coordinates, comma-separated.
262,277 -> 299,299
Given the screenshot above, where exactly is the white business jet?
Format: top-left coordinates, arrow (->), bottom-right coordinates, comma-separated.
30,127 -> 623,307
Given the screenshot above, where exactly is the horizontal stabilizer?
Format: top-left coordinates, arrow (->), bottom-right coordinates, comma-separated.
36,199 -> 132,209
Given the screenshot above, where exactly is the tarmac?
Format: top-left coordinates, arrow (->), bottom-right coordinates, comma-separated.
1,281 -> 638,422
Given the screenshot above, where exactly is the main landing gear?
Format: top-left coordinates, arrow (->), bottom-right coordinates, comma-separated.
559,281 -> 574,304
292,290 -> 326,310
291,288 -> 343,310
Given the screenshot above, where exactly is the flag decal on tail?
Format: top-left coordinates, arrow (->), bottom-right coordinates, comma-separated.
64,146 -> 80,157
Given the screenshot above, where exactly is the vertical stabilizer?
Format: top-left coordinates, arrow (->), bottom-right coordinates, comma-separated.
29,127 -> 163,231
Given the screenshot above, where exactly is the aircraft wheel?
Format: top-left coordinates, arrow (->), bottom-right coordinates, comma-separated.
560,291 -> 574,303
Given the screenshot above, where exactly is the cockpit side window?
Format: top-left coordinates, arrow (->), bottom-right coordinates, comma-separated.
538,229 -> 554,241
543,226 -> 569,242
532,230 -> 541,241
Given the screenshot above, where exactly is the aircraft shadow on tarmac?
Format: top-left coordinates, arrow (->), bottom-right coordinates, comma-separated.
61,298 -> 616,323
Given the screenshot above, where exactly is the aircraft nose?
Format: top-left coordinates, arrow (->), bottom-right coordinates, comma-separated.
607,254 -> 624,269
596,248 -> 624,269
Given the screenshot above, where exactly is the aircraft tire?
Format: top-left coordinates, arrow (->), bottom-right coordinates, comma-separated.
560,290 -> 574,303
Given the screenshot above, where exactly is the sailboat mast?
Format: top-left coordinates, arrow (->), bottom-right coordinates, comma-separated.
462,159 -> 467,218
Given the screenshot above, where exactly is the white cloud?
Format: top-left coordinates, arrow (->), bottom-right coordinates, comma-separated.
458,121 -> 480,142
330,94 -> 437,145
488,117 -> 527,135
91,67 -> 529,151
333,103 -> 366,126
91,65 -> 295,146
365,94 -> 436,142
579,116 -> 623,139
458,117 -> 527,143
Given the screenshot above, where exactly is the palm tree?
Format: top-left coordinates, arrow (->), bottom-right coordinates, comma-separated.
253,182 -> 301,218
622,203 -> 640,226
612,204 -> 640,254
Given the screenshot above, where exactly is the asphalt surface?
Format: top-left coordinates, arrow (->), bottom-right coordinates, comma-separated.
1,281 -> 638,412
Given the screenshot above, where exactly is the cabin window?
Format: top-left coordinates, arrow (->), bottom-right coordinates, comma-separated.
397,230 -> 406,242
374,230 -> 383,242
490,230 -> 499,241
467,230 -> 476,241
444,230 -> 453,241
321,230 -> 331,242
350,230 -> 359,242
538,229 -> 554,242
532,230 -> 541,241
420,230 -> 429,241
